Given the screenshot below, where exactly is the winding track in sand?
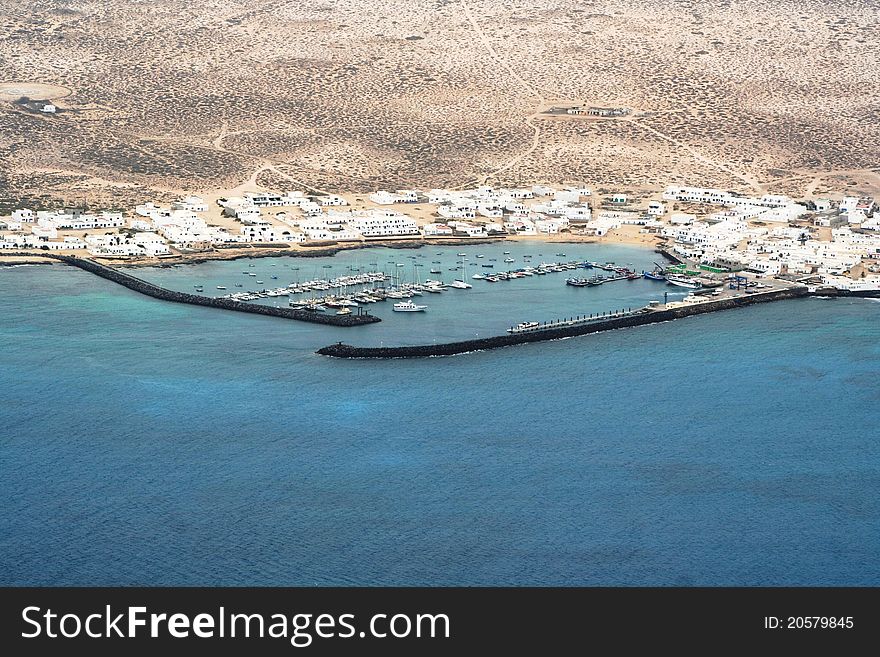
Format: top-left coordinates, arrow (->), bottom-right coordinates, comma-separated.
456,0 -> 761,193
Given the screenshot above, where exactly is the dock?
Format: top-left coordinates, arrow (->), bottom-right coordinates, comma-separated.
317,287 -> 811,358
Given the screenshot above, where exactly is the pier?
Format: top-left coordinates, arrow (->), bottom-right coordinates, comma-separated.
317,287 -> 811,358
16,253 -> 381,326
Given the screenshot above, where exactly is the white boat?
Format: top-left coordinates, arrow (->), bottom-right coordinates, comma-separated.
666,275 -> 702,289
457,253 -> 467,257
508,321 -> 540,333
451,256 -> 473,288
336,307 -> 352,315
216,286 -> 226,290
504,257 -> 515,263
472,274 -> 486,280
393,301 -> 427,312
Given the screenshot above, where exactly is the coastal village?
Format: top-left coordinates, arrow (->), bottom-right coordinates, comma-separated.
1,184 -> 879,292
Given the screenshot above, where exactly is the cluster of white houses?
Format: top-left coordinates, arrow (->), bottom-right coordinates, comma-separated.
1,185 -> 877,283
659,187 -> 879,278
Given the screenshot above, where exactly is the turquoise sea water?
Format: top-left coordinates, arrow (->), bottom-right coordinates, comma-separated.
1,241 -> 878,585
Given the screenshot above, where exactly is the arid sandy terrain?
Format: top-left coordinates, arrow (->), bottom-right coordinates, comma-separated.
1,0 -> 877,209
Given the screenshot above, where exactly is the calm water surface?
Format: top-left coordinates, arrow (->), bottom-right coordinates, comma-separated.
1,242 -> 878,585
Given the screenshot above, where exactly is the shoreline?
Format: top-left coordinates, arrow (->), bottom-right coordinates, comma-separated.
0,230 -> 663,268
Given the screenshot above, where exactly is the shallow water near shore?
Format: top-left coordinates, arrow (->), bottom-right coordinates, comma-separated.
1,241 -> 879,585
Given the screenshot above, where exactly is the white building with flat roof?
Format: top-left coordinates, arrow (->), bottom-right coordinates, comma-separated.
349,210 -> 419,237
423,223 -> 453,236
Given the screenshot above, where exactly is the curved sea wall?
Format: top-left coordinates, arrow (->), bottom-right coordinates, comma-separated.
15,253 -> 380,326
318,287 -> 810,358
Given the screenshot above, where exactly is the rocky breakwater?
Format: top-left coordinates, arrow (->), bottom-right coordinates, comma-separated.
47,254 -> 381,326
318,287 -> 809,358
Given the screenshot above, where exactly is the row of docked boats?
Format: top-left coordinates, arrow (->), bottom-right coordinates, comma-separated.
286,277 -> 474,314
471,260 -> 583,282
563,261 -> 712,290
566,266 -> 641,287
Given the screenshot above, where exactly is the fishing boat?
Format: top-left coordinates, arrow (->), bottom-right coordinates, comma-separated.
393,301 -> 427,312
508,321 -> 540,333
643,270 -> 666,281
666,275 -> 702,289
565,278 -> 590,287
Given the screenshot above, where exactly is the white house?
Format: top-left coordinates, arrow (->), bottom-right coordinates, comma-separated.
172,196 -> 208,212
241,225 -> 282,242
12,209 -> 35,223
438,204 -> 476,220
369,191 -> 399,205
236,207 -> 263,224
319,195 -> 348,207
477,204 -> 503,218
447,221 -> 485,237
132,232 -> 171,256
647,201 -> 665,216
554,190 -> 581,203
504,219 -> 537,235
349,211 -> 419,237
396,190 -> 419,203
423,223 -> 453,236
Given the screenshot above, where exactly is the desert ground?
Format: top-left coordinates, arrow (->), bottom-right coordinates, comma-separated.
0,0 -> 877,210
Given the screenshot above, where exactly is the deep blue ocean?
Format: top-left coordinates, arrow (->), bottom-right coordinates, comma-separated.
1,241 -> 878,585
